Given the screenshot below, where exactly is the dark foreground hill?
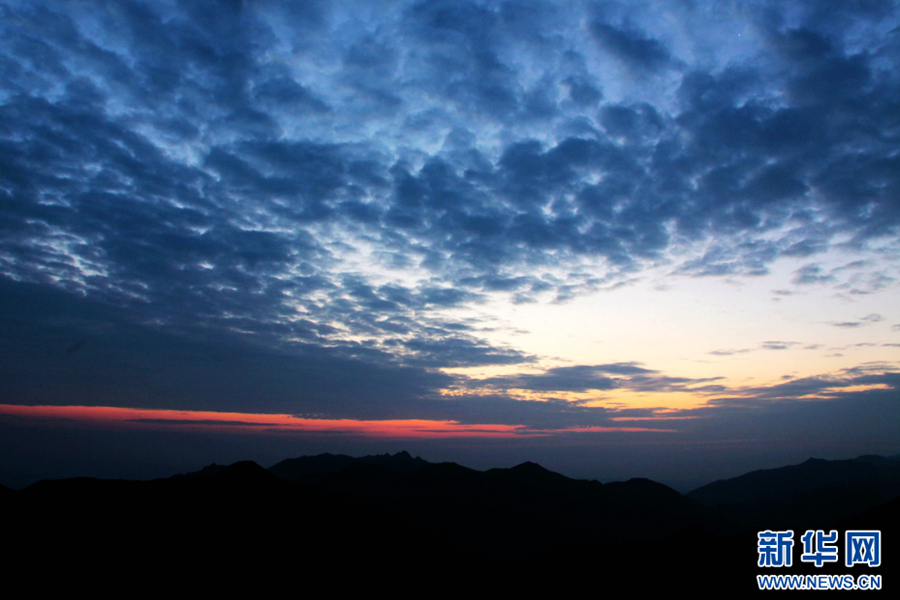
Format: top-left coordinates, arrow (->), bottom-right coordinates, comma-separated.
688,454 -> 900,531
3,453 -> 894,593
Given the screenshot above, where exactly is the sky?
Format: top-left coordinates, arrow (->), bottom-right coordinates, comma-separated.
1,0 -> 899,489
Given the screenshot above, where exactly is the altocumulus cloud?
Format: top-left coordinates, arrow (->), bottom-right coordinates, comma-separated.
0,0 -> 899,429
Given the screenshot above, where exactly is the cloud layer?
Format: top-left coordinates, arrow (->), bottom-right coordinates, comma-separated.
1,1 -> 898,463
2,1 -> 898,359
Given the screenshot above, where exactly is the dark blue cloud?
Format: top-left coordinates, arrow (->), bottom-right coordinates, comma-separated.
1,0 -> 898,376
476,362 -> 719,395
589,21 -> 674,73
0,277 -> 451,416
564,76 -> 603,107
252,76 -> 330,113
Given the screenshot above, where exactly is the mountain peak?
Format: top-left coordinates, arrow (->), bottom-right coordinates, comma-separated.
511,461 -> 547,472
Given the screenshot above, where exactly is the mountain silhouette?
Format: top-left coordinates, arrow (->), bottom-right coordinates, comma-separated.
688,454 -> 900,531
268,450 -> 428,480
2,452 -> 895,592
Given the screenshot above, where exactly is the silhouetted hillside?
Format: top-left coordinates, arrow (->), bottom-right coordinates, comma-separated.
268,450 -> 428,480
291,457 -> 725,559
688,454 -> 900,531
5,458 -> 478,593
2,452 -> 895,592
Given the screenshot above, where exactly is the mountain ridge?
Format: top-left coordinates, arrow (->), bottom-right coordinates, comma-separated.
688,453 -> 900,531
3,451 -> 894,592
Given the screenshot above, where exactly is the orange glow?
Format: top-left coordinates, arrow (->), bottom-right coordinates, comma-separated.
0,404 -> 673,438
609,416 -> 699,422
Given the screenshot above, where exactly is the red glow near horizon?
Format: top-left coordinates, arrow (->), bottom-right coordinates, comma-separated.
0,404 -> 675,439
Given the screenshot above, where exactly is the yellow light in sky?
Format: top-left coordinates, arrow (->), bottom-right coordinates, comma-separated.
439,246 -> 900,413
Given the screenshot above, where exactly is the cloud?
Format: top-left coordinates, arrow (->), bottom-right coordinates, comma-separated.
709,348 -> 751,356
589,21 -> 674,73
792,264 -> 836,285
761,341 -> 801,351
474,362 -> 722,396
481,365 -> 621,393
711,367 -> 900,404
828,313 -> 885,328
3,269 -> 899,462
1,0 -> 899,375
0,277 -> 458,417
400,335 -> 531,368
